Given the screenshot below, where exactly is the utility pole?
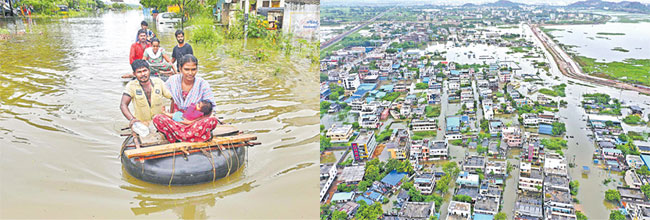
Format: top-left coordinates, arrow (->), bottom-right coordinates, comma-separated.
243,0 -> 249,47
8,0 -> 14,17
181,0 -> 186,30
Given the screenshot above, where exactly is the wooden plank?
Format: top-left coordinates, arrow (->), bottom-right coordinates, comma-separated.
212,125 -> 239,136
124,134 -> 257,159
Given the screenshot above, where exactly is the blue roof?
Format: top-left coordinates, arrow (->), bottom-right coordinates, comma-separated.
355,196 -> 374,205
376,91 -> 387,98
641,155 -> 650,170
450,70 -> 461,76
381,170 -> 407,186
473,213 -> 494,220
538,124 -> 553,135
447,116 -> 460,130
392,63 -> 401,69
366,191 -> 383,201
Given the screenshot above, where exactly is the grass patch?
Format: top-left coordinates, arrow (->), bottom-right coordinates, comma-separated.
623,115 -> 645,125
411,130 -> 437,141
425,105 -> 441,118
575,56 -> 650,87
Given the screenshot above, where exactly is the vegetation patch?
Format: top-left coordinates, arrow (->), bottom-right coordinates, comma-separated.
611,47 -> 629,52
596,32 -> 625,36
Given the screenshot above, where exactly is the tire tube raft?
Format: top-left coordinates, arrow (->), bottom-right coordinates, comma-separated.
120,136 -> 246,185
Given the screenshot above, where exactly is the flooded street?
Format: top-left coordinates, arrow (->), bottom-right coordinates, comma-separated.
0,10 -> 318,219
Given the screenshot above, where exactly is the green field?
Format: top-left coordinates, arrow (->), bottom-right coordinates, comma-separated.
575,56 -> 650,86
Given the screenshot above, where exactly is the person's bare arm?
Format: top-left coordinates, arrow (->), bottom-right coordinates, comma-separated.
120,94 -> 139,127
163,54 -> 177,74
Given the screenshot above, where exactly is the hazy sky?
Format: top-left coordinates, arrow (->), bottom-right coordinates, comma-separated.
321,0 -> 650,6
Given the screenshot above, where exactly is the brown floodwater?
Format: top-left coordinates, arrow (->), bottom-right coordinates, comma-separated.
0,11 -> 319,219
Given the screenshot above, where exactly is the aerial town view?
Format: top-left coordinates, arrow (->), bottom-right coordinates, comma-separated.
319,0 -> 650,219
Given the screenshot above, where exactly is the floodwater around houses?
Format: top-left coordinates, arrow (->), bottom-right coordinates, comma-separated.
337,22 -> 650,219
0,10 -> 319,219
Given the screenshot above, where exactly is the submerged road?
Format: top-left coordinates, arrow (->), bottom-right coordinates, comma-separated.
530,24 -> 650,95
321,8 -> 393,49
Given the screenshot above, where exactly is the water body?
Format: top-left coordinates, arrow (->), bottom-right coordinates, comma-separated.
0,11 -> 318,219
548,22 -> 650,62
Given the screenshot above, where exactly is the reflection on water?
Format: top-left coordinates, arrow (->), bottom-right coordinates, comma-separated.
0,11 -> 318,219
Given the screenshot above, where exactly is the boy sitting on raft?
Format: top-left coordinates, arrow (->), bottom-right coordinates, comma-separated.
162,100 -> 213,125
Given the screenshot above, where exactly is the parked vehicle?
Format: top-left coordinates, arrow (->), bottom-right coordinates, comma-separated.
156,12 -> 181,25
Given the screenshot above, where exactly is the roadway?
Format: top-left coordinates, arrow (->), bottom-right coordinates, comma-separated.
321,8 -> 394,49
530,24 -> 650,95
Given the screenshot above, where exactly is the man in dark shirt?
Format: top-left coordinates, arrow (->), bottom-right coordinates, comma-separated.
170,30 -> 194,70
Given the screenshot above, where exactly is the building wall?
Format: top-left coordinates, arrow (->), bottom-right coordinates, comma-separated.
282,0 -> 319,40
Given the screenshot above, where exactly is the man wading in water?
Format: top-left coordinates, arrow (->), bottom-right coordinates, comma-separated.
170,30 -> 194,70
120,60 -> 172,128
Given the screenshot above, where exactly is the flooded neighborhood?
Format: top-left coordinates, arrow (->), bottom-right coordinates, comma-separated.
319,1 -> 650,220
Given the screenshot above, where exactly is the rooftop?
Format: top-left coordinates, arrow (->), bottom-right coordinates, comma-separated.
516,194 -> 544,217
618,187 -> 646,200
398,202 -> 434,218
544,189 -> 572,204
456,185 -> 480,200
331,192 -> 355,202
381,170 -> 407,187
448,201 -> 471,212
340,166 -> 365,183
465,156 -> 486,168
474,197 -> 499,213
327,124 -> 353,135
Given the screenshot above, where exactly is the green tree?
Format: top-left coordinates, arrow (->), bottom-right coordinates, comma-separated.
494,212 -> 507,220
637,165 -> 650,176
569,180 -> 580,196
641,185 -> 650,199
551,122 -> 566,136
609,210 -> 625,220
352,122 -> 360,129
452,194 -> 473,203
329,91 -> 340,101
416,82 -> 428,90
605,189 -> 621,202
331,210 -> 348,220
355,201 -> 383,220
365,165 -> 381,182
320,101 -> 331,112
576,211 -> 588,220
320,135 -> 331,151
357,180 -> 371,192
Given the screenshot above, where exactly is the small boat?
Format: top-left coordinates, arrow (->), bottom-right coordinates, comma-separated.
120,125 -> 258,185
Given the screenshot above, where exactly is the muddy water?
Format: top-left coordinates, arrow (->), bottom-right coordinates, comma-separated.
0,11 -> 319,219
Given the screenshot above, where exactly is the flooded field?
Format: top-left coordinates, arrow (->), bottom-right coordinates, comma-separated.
548,22 -> 650,62
0,11 -> 319,219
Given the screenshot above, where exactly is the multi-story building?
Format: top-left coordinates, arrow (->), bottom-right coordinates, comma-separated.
351,131 -> 378,160
326,124 -> 354,143
411,118 -> 438,131
519,162 -> 543,192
